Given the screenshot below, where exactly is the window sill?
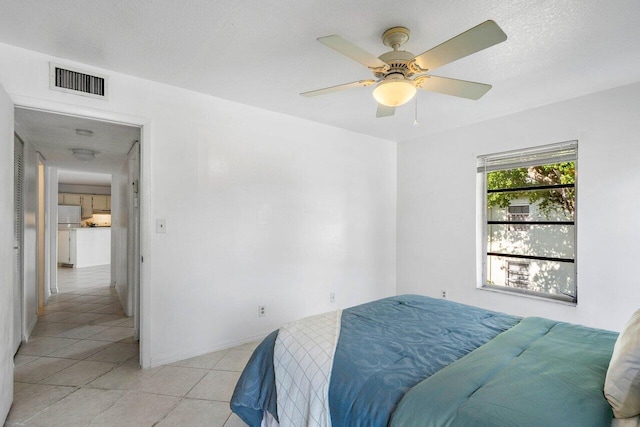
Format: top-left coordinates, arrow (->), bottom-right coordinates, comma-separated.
477,285 -> 577,307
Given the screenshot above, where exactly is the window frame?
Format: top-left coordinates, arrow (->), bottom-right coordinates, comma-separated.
477,141 -> 578,304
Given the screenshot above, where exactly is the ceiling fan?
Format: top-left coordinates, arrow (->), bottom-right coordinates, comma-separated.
301,20 -> 507,118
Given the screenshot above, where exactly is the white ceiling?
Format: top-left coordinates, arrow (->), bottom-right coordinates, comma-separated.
58,170 -> 112,186
14,108 -> 140,173
2,1 -> 640,142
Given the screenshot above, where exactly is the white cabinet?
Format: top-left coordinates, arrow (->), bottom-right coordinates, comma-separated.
58,229 -> 77,266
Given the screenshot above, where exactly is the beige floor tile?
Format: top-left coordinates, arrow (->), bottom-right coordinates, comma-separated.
60,312 -> 107,324
136,366 -> 207,397
89,360 -> 161,390
46,293 -> 80,303
87,342 -> 138,363
47,340 -> 112,360
186,370 -> 240,402
31,322 -> 76,337
88,391 -> 179,426
42,302 -> 75,312
69,302 -> 105,313
39,360 -> 117,386
71,295 -> 116,304
14,357 -> 77,383
13,382 -> 32,392
18,336 -> 80,356
224,413 -> 250,427
5,383 -> 76,425
14,355 -> 40,367
92,314 -> 129,326
55,324 -> 111,339
90,304 -> 123,314
214,349 -> 253,372
88,326 -> 135,342
234,340 -> 261,351
118,317 -> 135,327
157,398 -> 231,427
170,349 -> 228,370
38,311 -> 78,322
23,387 -> 124,427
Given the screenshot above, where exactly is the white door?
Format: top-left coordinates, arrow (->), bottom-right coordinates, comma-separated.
127,141 -> 141,340
0,83 -> 16,423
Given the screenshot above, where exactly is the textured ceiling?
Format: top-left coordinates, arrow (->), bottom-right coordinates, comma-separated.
1,0 -> 640,142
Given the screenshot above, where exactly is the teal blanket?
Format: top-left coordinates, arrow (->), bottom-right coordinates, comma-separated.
390,317 -> 617,427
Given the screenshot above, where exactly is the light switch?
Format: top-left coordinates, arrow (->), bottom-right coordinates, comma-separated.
156,218 -> 166,233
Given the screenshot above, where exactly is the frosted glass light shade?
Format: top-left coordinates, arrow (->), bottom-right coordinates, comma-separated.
373,79 -> 416,107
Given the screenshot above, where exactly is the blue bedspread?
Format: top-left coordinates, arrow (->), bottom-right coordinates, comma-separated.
230,295 -> 520,426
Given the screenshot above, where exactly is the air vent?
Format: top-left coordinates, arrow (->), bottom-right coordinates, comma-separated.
49,63 -> 109,100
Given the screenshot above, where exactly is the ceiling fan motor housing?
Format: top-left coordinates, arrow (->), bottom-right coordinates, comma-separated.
375,50 -> 416,79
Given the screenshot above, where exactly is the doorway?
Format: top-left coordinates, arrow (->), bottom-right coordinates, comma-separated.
12,107 -> 143,361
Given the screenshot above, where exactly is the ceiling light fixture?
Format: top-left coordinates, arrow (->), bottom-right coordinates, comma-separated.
75,128 -> 94,137
372,76 -> 417,107
71,148 -> 97,161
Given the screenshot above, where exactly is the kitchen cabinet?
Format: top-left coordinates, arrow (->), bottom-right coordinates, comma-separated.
80,195 -> 92,218
58,193 -> 111,217
62,193 -> 82,206
92,195 -> 109,212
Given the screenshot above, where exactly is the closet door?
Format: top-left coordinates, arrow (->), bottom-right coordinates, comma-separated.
13,135 -> 23,354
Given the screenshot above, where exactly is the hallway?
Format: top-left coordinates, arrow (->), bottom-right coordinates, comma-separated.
7,266 -> 251,426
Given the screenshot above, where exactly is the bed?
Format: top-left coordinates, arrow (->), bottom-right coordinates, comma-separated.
230,295 -> 640,427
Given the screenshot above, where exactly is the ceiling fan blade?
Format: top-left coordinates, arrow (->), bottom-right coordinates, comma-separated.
300,80 -> 376,97
412,20 -> 507,71
415,75 -> 492,100
318,35 -> 389,70
376,104 -> 396,118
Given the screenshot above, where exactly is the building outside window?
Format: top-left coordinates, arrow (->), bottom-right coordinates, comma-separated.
478,141 -> 577,303
506,261 -> 530,288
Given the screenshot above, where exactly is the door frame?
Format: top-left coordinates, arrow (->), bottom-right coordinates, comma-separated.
12,95 -> 152,368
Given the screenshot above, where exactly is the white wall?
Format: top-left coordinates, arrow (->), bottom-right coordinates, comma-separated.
58,184 -> 110,195
21,136 -> 38,338
398,82 -> 640,332
0,42 -> 397,367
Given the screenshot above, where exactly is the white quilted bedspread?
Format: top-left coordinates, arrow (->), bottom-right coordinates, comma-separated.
273,310 -> 342,427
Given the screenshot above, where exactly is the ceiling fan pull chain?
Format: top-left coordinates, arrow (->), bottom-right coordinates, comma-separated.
413,96 -> 419,126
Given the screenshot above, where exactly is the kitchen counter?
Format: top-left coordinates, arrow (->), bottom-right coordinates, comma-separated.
58,227 -> 110,268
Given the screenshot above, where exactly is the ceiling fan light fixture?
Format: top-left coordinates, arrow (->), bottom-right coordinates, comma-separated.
373,78 -> 416,107
71,148 -> 97,161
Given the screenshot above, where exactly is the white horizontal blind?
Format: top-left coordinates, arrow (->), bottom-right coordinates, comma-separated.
477,141 -> 577,172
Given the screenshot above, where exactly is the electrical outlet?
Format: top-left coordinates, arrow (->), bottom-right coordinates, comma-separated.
258,306 -> 266,317
329,292 -> 335,303
441,290 -> 447,299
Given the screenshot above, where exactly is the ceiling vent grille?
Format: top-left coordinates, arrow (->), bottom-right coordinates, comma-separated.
49,63 -> 109,100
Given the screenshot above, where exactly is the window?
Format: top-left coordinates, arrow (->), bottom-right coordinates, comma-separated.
478,141 -> 577,303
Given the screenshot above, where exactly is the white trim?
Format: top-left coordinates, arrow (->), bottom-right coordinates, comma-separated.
9,94 -> 152,369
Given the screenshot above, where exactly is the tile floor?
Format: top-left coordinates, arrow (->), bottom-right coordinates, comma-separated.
7,265 -> 252,426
